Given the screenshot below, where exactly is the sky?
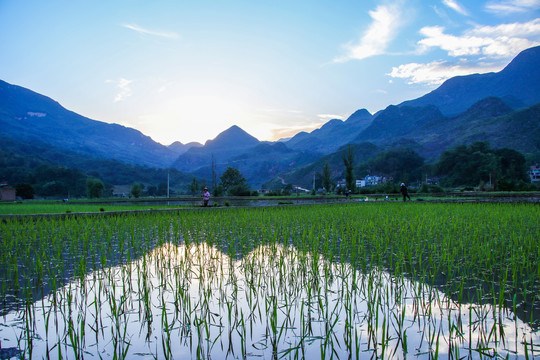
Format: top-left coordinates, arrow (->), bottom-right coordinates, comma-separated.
1,0 -> 539,145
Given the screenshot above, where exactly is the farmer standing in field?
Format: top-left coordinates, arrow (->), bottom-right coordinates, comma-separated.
202,187 -> 210,207
400,183 -> 411,202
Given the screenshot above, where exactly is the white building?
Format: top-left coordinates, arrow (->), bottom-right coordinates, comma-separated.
529,164 -> 540,183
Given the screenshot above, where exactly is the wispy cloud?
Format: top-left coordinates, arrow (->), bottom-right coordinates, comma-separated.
442,0 -> 470,15
485,0 -> 540,14
389,18 -> 540,85
417,19 -> 540,57
271,123 -> 323,141
334,2 -> 405,62
317,114 -> 344,121
106,78 -> 133,102
387,60 -> 503,85
122,24 -> 180,39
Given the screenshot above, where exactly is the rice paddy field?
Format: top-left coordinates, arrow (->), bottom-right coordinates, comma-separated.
0,202 -> 185,215
0,202 -> 539,359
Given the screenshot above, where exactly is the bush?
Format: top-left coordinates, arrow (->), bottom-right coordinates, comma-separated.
228,183 -> 251,196
358,182 -> 400,194
264,190 -> 282,196
15,183 -> 34,199
418,183 -> 445,193
213,185 -> 225,197
87,178 -> 105,198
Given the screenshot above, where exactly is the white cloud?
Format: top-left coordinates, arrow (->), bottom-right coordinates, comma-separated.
334,2 -> 405,62
389,18 -> 540,85
122,24 -> 180,39
317,114 -> 344,121
387,60 -> 503,85
270,123 -> 325,141
106,78 -> 133,102
471,19 -> 540,37
485,0 -> 540,14
442,0 -> 470,15
417,19 -> 540,58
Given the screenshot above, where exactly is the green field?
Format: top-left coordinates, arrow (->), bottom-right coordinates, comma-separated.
0,202 -> 538,358
0,202 -> 187,215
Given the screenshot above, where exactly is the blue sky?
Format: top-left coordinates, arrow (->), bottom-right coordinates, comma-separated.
1,0 -> 539,145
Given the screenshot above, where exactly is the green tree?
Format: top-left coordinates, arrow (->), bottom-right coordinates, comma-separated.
157,182 -> 168,196
86,178 -> 104,198
366,148 -> 424,182
494,148 -> 528,182
220,167 -> 248,193
228,183 -> 251,196
342,145 -> 356,193
282,183 -> 294,195
15,183 -> 34,199
213,184 -> 225,197
146,185 -> 158,196
40,180 -> 68,197
131,182 -> 143,198
190,177 -> 200,195
435,142 -> 528,188
322,161 -> 333,193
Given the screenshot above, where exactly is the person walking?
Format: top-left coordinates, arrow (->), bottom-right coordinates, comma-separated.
202,187 -> 210,207
400,183 -> 411,202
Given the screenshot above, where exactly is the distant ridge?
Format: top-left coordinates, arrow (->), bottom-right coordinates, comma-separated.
354,105 -> 444,144
399,46 -> 540,116
286,108 -> 373,153
168,141 -> 202,156
204,125 -> 260,149
171,125 -> 261,172
0,79 -> 177,168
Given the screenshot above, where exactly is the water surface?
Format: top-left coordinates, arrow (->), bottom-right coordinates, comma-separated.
1,243 -> 537,359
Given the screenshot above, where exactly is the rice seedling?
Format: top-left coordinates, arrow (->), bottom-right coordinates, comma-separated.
0,202 -> 538,358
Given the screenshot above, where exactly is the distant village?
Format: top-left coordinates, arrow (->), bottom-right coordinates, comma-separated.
2,164 -> 540,201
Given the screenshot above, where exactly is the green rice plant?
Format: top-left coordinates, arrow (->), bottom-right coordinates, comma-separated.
0,202 -> 539,358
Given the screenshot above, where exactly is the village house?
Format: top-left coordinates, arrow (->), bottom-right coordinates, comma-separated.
529,164 -> 540,184
356,175 -> 393,188
0,182 -> 16,201
336,175 -> 393,189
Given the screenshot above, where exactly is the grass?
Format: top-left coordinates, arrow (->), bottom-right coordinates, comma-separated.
0,202 -> 189,215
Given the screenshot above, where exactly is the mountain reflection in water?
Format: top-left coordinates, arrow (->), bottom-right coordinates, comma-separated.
1,243 -> 538,359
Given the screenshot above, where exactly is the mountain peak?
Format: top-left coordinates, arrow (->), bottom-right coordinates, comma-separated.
501,45 -> 540,75
345,108 -> 372,123
204,125 -> 260,149
461,97 -> 513,120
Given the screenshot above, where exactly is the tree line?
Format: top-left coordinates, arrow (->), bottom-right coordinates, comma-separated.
0,145 -> 200,199
304,141 -> 536,194
1,140 -> 536,200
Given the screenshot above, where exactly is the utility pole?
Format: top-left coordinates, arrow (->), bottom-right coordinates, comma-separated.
212,154 -> 217,191
167,171 -> 170,198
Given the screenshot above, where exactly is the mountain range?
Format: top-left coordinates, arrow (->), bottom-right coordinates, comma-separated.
1,46 -> 540,190
0,80 -> 180,168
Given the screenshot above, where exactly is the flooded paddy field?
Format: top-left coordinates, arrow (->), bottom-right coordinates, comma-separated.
1,203 -> 539,359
